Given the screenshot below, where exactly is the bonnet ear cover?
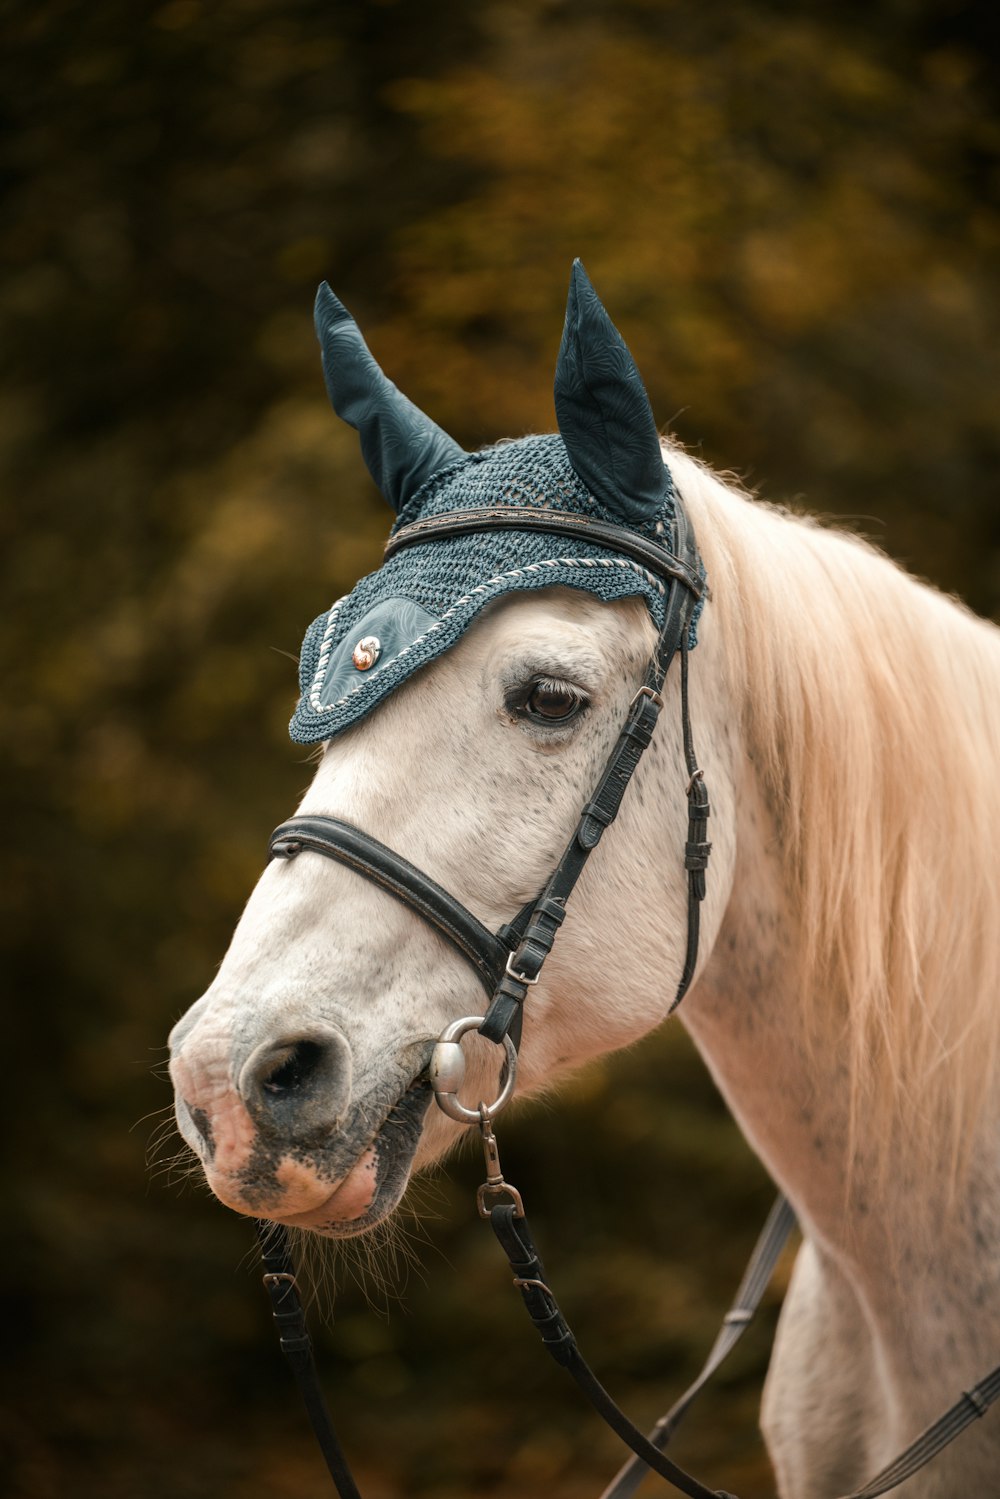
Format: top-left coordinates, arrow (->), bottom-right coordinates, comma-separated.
554,259 -> 670,527
291,264 -> 696,747
314,282 -> 466,513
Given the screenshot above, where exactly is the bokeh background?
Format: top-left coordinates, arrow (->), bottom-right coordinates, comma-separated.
4,2 -> 999,1496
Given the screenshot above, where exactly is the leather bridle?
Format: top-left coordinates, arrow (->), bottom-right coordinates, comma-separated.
269,500 -> 711,1048
253,499 -> 1000,1498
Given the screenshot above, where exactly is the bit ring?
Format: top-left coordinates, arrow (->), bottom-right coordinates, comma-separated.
429,1015 -> 518,1124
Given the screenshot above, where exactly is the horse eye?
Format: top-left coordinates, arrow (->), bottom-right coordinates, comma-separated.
523,680 -> 585,723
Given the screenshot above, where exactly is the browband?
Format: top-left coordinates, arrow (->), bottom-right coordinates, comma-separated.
383,506 -> 705,600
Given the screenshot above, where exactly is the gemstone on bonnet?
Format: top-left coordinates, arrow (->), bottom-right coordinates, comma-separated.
352,636 -> 381,671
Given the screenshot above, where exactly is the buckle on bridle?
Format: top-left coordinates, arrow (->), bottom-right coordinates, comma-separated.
262,1271 -> 299,1291
504,949 -> 539,986
629,684 -> 663,711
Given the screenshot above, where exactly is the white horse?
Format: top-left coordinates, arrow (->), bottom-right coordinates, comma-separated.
169,273 -> 1000,1497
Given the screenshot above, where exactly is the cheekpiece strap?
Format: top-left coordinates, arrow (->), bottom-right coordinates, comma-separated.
480,544 -> 708,1042
479,665 -> 669,1044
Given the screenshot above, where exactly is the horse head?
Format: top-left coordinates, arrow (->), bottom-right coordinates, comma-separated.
167,263 -> 738,1236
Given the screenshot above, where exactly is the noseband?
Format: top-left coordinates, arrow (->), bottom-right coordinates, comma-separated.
268,500 -> 711,1051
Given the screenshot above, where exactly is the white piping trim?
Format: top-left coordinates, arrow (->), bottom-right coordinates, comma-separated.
305,556 -> 665,716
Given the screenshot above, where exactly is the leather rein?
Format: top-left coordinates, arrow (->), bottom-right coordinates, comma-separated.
253,501 -> 999,1497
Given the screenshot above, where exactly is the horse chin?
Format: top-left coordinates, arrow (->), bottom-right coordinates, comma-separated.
273,1079 -> 433,1239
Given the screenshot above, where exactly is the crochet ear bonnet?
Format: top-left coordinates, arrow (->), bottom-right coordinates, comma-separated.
290,260 -> 698,745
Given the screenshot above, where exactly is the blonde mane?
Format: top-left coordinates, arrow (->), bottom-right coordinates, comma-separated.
670,445 -> 1000,1188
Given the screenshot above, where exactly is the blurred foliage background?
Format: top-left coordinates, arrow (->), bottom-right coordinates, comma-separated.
3,1 -> 999,1496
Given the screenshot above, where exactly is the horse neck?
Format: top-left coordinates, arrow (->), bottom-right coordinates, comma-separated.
683,757 -> 1000,1370
682,760 -> 883,1250
671,459 -> 1000,1372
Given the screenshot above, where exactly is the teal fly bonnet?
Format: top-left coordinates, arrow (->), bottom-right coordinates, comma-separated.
291,260 -> 699,744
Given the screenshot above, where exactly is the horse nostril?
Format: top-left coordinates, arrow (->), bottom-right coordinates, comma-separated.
188,1105 -> 215,1153
239,1026 -> 352,1140
260,1039 -> 325,1096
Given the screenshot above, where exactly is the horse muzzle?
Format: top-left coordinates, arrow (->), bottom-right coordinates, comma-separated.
168,1009 -> 432,1233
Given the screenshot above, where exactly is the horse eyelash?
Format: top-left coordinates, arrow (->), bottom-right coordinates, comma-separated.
504,675 -> 591,722
532,675 -> 588,703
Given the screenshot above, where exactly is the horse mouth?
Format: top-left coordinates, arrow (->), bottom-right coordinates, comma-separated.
277,1076 -> 433,1237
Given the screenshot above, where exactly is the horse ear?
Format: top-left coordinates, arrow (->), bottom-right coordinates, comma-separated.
554,260 -> 670,525
314,282 -> 466,513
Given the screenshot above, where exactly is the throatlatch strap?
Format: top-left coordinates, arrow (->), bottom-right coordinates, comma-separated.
256,1222 -> 362,1499
670,638 -> 710,1012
